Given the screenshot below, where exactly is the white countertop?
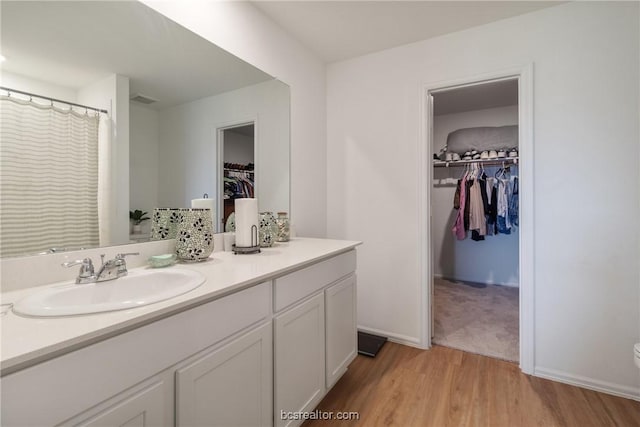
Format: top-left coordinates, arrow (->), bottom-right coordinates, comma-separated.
0,238 -> 360,375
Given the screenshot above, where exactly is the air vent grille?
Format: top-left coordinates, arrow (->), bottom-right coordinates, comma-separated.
130,93 -> 158,104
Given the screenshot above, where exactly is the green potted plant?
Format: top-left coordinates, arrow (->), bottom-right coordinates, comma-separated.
129,209 -> 150,234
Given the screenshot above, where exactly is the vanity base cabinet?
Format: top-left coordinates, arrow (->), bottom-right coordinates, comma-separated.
325,274 -> 357,389
274,293 -> 326,427
2,248 -> 359,427
176,322 -> 272,427
0,283 -> 270,426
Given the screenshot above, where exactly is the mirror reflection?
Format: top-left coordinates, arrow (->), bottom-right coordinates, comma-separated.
0,1 -> 290,257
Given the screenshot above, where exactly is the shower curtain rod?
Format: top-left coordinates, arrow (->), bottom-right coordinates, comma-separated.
0,86 -> 108,114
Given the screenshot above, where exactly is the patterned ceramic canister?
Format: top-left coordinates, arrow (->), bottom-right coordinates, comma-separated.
258,212 -> 279,247
150,208 -> 181,240
225,211 -> 235,232
276,212 -> 290,242
175,208 -> 214,262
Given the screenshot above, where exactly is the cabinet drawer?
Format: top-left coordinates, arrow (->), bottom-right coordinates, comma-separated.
273,250 -> 356,312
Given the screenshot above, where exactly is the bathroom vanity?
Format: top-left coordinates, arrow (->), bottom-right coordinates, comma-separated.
0,238 -> 360,427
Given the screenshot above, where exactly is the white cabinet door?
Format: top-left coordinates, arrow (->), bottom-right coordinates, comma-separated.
175,322 -> 273,427
274,293 -> 325,427
65,377 -> 168,427
325,274 -> 357,388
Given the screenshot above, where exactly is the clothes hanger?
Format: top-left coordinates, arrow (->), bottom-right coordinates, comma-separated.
460,164 -> 468,179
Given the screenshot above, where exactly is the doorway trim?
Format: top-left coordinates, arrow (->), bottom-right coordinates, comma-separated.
418,64 -> 534,374
215,117 -> 258,232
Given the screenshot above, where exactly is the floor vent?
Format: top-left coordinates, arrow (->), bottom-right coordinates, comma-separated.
357,331 -> 387,357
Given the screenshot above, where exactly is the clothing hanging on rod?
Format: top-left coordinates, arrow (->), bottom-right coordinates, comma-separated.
224,165 -> 254,199
451,163 -> 518,241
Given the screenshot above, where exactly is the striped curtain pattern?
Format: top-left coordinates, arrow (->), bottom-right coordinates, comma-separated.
0,95 -> 100,257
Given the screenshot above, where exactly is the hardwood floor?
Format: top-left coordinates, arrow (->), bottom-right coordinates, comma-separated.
303,343 -> 640,427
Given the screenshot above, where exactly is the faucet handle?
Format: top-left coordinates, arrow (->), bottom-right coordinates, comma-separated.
114,253 -> 139,277
115,252 -> 140,260
62,258 -> 93,270
62,258 -> 95,282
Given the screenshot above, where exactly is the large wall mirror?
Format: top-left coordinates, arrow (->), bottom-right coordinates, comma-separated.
0,1 -> 290,258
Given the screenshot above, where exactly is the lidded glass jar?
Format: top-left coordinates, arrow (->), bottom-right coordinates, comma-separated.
258,212 -> 278,247
276,212 -> 290,242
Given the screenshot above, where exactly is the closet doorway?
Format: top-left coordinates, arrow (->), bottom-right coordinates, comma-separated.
216,122 -> 255,232
420,66 -> 534,373
432,78 -> 519,362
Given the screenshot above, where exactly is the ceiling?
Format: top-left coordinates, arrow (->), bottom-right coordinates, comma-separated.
433,78 -> 518,116
0,1 -> 562,108
0,1 -> 273,110
252,1 -> 564,63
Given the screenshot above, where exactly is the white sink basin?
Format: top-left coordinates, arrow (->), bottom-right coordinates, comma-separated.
13,268 -> 206,317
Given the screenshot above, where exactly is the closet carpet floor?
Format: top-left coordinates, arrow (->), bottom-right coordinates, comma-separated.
433,278 -> 519,362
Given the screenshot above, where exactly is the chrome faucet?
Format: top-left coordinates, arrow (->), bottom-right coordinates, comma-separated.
62,253 -> 139,284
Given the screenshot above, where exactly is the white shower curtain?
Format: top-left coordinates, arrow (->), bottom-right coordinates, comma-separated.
98,115 -> 112,246
0,95 -> 102,256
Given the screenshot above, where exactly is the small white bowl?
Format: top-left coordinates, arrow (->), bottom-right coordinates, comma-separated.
148,253 -> 177,268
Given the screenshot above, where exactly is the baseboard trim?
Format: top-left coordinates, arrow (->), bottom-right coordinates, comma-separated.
534,367 -> 640,402
357,325 -> 424,349
434,273 -> 519,288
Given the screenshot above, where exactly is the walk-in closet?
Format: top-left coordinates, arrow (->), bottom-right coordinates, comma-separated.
431,79 -> 520,362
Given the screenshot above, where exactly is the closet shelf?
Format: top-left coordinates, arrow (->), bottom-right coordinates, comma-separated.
224,167 -> 254,173
433,157 -> 519,168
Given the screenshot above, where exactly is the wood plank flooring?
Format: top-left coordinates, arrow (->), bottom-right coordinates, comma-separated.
303,343 -> 640,427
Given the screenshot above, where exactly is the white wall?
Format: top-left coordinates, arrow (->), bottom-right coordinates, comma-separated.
327,2 -> 639,398
157,79 -> 289,221
78,74 -> 130,246
130,103 -> 160,235
224,131 -> 254,166
433,106 -> 519,286
142,0 -> 326,237
0,71 -> 77,102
